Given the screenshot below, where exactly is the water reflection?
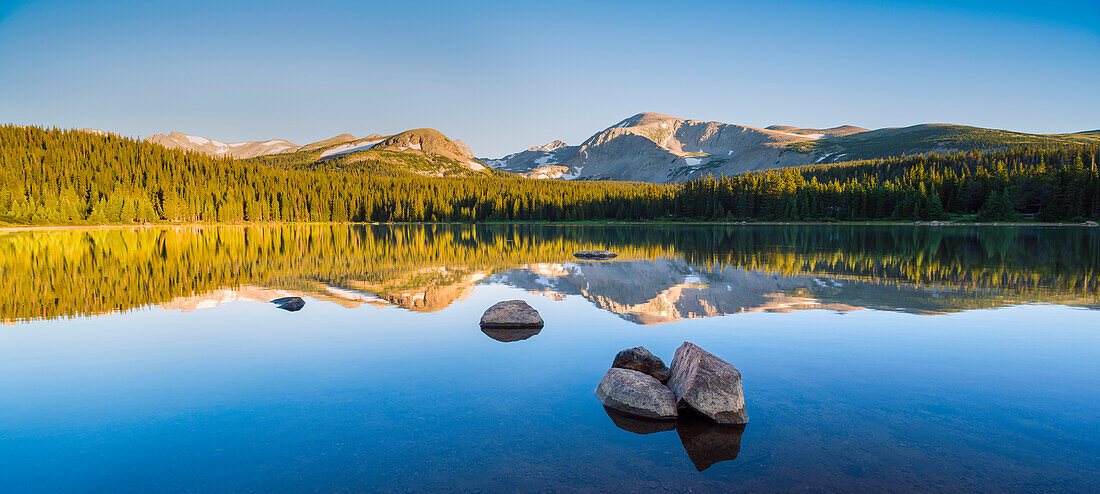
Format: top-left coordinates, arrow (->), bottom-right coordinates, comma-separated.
601,406 -> 746,471
480,326 -> 542,343
602,406 -> 677,434
676,414 -> 747,471
2,224 -> 1097,324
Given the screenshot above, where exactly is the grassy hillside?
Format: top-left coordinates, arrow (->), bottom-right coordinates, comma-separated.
250,128 -> 488,177
787,124 -> 1100,161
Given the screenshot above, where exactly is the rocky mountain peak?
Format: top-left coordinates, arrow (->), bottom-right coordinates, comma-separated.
527,140 -> 569,152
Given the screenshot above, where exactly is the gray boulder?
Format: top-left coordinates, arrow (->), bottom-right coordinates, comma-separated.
271,296 -> 305,312
479,300 -> 543,329
667,342 -> 748,424
573,250 -> 618,260
612,346 -> 671,383
595,368 -> 677,420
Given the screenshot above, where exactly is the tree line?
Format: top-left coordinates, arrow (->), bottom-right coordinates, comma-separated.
675,146 -> 1100,221
1,125 -> 1097,224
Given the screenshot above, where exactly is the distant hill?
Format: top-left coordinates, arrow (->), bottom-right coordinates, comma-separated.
250,128 -> 489,177
145,131 -> 298,159
764,125 -> 869,138
146,128 -> 489,177
485,113 -> 1100,183
787,124 -> 1100,162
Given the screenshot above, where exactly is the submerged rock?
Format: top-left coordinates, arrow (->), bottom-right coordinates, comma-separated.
270,296 -> 305,312
479,300 -> 544,329
480,325 -> 541,343
676,413 -> 746,471
573,250 -> 618,260
667,342 -> 748,425
612,346 -> 671,383
595,368 -> 677,420
602,405 -> 677,435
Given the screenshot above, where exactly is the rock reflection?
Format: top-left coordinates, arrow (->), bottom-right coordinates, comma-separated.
480,326 -> 541,343
602,406 -> 676,435
675,413 -> 746,471
602,407 -> 747,471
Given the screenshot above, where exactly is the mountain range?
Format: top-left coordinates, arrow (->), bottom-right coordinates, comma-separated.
482,112 -> 1100,182
134,113 -> 1099,183
144,128 -> 486,177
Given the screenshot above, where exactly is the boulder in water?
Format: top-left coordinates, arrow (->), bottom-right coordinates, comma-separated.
479,300 -> 543,329
667,342 -> 748,425
612,346 -> 671,383
595,368 -> 677,420
573,250 -> 617,260
271,296 -> 305,312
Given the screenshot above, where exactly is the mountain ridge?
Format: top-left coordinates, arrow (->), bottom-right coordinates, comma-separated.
484,112 -> 1100,183
142,128 -> 487,176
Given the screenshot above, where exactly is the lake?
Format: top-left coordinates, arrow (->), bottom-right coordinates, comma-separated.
1,224 -> 1098,492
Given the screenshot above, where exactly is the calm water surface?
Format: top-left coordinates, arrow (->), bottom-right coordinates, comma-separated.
1,224 -> 1098,492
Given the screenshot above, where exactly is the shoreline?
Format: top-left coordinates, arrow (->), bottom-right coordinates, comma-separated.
2,220 -> 1097,232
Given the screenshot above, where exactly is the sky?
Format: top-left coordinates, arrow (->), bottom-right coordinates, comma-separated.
0,0 -> 1097,157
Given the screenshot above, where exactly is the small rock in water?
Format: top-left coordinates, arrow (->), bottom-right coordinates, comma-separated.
602,406 -> 677,435
595,368 -> 678,420
573,250 -> 617,260
676,412 -> 746,471
479,300 -> 544,329
668,341 -> 748,425
271,296 -> 305,312
612,346 -> 672,383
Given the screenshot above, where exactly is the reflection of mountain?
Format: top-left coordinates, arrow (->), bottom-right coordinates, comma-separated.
497,260 -> 982,324
2,224 -> 1097,323
343,268 -> 488,312
494,255 -> 1100,323
159,284 -> 384,312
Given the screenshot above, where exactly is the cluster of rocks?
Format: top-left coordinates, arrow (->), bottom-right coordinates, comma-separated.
479,300 -> 543,342
271,296 -> 305,312
573,250 -> 617,260
596,342 -> 748,425
595,343 -> 748,469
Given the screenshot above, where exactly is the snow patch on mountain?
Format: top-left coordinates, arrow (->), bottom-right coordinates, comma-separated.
319,139 -> 383,158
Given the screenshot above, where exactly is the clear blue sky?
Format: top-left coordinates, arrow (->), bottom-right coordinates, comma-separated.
1,0 -> 1097,157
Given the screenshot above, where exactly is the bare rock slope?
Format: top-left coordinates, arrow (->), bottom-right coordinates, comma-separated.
484,113 -> 840,183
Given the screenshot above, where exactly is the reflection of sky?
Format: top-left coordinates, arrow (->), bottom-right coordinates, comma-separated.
1,283 -> 1098,491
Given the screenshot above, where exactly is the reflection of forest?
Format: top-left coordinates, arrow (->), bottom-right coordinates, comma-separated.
2,224 -> 1097,323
